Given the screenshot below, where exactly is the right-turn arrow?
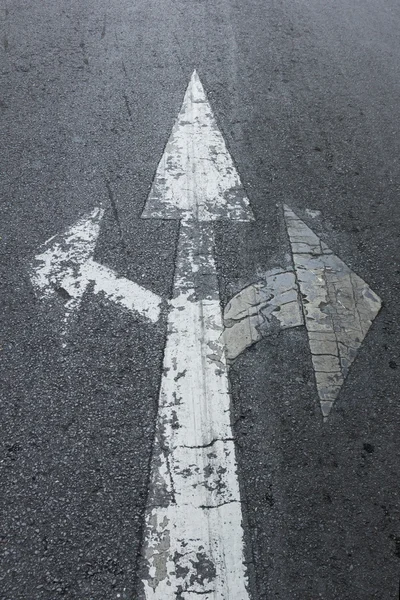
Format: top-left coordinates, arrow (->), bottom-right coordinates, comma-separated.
222,206 -> 382,419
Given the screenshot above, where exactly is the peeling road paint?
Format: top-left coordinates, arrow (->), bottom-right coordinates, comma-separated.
27,70 -> 384,600
283,205 -> 382,417
140,71 -> 253,599
221,207 -> 382,420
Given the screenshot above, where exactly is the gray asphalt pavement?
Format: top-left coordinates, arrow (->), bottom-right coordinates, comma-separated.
1,0 -> 400,598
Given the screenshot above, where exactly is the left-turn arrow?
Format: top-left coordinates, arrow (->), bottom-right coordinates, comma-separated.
30,207 -> 162,338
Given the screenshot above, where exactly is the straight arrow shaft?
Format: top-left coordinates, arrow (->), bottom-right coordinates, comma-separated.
139,219 -> 250,599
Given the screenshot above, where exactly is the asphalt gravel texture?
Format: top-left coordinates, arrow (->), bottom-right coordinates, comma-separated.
1,0 -> 400,598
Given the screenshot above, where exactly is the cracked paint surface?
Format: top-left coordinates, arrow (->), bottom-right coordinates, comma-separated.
284,205 -> 381,417
140,71 -> 253,600
223,268 -> 303,361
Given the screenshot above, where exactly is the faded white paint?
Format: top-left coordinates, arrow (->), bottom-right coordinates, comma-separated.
141,221 -> 250,600
140,71 -> 253,599
30,208 -> 162,330
31,208 -> 104,302
284,205 -> 381,417
31,208 -> 104,331
223,268 -> 303,361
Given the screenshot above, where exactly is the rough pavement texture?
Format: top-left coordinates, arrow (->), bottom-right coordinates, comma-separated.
1,0 -> 400,598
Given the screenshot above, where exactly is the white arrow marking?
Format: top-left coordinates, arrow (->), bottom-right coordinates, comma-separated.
30,208 -> 161,333
31,208 -> 104,318
140,72 -> 253,599
284,205 -> 381,418
81,260 -> 161,323
142,70 -> 252,223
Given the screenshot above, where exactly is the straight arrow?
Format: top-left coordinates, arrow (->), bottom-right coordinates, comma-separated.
139,71 -> 253,599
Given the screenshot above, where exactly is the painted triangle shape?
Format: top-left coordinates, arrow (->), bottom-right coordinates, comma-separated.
284,205 -> 382,418
142,70 -> 253,222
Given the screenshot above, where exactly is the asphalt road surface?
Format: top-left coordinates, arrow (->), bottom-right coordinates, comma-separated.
1,0 -> 400,599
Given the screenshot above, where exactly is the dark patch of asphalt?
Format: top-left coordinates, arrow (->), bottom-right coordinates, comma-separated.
1,0 -> 400,598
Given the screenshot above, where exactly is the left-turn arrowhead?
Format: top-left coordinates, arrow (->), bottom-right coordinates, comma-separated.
142,70 -> 254,222
30,207 -> 163,331
30,207 -> 104,329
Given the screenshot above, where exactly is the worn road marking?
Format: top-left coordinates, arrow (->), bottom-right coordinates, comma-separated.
30,208 -> 161,332
28,70 -> 384,600
220,207 -> 381,419
140,71 -> 253,599
223,268 -> 303,361
284,205 -> 381,417
142,70 -> 251,222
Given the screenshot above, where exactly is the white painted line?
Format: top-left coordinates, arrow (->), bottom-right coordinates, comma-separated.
284,205 -> 381,417
141,222 -> 249,600
82,260 -> 161,323
140,71 -> 253,599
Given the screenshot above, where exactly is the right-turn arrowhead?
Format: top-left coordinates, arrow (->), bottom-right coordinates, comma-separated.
284,205 -> 382,418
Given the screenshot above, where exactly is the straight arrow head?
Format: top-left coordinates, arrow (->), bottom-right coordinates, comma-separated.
142,70 -> 254,222
284,205 -> 382,418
